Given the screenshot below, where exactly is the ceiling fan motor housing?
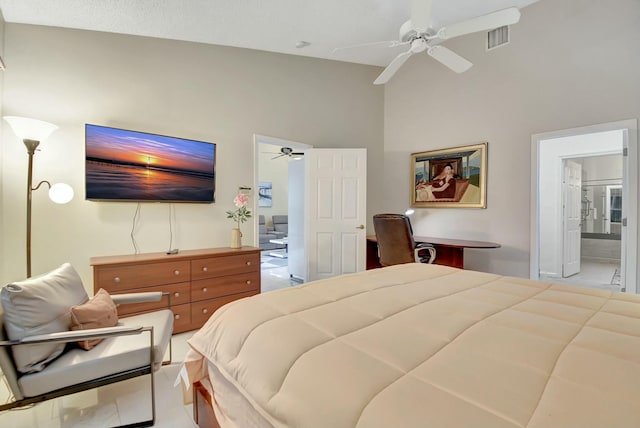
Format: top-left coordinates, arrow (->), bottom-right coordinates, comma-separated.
400,19 -> 435,43
399,20 -> 418,42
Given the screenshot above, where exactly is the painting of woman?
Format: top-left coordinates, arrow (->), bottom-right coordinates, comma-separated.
416,163 -> 456,201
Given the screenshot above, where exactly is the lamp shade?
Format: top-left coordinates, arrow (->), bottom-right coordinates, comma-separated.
48,183 -> 74,204
4,116 -> 58,141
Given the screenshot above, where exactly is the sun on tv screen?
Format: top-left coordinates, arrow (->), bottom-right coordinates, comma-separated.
85,124 -> 216,203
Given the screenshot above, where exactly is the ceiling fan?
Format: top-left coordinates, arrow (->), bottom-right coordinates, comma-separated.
335,0 -> 521,85
264,147 -> 304,160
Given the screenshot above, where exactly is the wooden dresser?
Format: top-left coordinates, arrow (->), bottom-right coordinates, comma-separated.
90,247 -> 261,334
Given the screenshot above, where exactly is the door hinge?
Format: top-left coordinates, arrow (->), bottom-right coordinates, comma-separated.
623,147 -> 628,157
622,218 -> 627,226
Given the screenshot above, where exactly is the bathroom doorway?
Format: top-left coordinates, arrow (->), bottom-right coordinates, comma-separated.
531,119 -> 638,293
564,154 -> 623,289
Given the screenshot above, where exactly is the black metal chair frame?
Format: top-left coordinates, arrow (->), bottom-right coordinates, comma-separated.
0,292 -> 174,428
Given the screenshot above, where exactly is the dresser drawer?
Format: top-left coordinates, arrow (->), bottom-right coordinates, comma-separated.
113,282 -> 191,316
171,303 -> 192,334
191,253 -> 259,281
95,260 -> 191,292
191,290 -> 259,327
191,272 -> 260,301
91,247 -> 261,335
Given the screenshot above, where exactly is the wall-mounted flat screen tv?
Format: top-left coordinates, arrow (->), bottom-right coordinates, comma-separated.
86,124 -> 216,203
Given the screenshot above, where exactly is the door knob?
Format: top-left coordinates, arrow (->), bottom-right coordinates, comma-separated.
356,225 -> 365,229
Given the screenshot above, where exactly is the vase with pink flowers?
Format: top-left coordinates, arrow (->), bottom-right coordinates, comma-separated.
226,192 -> 251,248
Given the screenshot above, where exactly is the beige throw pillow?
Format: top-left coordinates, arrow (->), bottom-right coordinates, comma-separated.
70,288 -> 118,350
0,263 -> 89,373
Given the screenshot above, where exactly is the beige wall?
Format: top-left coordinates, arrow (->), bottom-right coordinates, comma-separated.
383,0 -> 640,277
257,143 -> 290,224
0,24 -> 384,288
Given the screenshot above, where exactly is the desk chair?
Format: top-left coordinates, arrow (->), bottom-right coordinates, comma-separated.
373,214 -> 436,266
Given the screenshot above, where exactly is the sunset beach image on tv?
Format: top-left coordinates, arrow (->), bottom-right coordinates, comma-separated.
85,124 -> 216,202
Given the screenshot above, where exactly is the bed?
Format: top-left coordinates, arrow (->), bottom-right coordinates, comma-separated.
182,263 -> 640,428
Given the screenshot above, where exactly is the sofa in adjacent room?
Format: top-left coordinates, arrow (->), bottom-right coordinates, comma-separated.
259,215 -> 287,251
271,215 -> 288,239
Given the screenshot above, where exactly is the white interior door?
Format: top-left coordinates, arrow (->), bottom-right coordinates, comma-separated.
563,160 -> 582,277
305,148 -> 367,281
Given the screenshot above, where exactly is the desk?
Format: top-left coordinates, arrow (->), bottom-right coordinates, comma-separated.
366,235 -> 500,269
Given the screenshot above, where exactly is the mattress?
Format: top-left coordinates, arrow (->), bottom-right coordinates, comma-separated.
184,263 -> 640,428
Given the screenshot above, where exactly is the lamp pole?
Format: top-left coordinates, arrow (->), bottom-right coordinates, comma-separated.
4,116 -> 72,278
24,139 -> 40,278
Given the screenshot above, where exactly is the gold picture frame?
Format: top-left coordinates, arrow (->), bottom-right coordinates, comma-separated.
411,142 -> 487,208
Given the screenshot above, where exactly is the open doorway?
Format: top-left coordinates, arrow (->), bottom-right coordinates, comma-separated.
530,120 -> 638,293
561,154 -> 623,288
253,135 -> 310,292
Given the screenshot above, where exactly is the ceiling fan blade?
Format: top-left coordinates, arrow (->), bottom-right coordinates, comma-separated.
427,45 -> 473,73
332,40 -> 406,54
374,50 -> 413,85
271,154 -> 285,160
439,7 -> 521,40
411,0 -> 432,33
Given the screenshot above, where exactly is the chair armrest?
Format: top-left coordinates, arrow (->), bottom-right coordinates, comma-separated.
111,291 -> 163,305
0,325 -> 146,347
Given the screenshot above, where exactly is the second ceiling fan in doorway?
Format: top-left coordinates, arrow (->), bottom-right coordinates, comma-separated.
265,147 -> 304,160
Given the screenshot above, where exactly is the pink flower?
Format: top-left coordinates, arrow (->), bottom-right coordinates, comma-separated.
234,193 -> 249,208
227,193 -> 252,229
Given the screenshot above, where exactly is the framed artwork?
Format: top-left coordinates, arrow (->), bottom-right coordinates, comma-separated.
258,181 -> 272,207
411,142 -> 487,208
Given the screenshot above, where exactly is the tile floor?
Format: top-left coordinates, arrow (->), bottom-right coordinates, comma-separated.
260,253 -> 301,293
0,256 -> 300,427
540,259 -> 623,292
0,331 -> 197,427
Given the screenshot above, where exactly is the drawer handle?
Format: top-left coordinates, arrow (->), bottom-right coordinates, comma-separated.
114,277 -> 121,283
174,270 -> 180,276
202,266 -> 208,272
246,261 -> 251,266
175,314 -> 181,320
174,292 -> 180,298
202,287 -> 208,293
202,308 -> 208,314
246,280 -> 251,285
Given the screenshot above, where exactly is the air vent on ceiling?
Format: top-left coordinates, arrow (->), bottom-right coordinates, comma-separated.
487,25 -> 510,51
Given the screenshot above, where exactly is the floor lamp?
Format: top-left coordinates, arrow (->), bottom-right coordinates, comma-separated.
4,116 -> 74,278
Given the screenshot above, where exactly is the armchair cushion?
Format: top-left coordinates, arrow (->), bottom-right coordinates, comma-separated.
0,263 -> 89,373
17,309 -> 173,398
70,288 -> 118,350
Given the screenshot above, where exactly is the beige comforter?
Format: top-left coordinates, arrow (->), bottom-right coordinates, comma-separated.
185,263 -> 640,428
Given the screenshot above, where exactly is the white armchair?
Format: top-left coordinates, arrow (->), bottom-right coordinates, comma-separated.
0,264 -> 173,427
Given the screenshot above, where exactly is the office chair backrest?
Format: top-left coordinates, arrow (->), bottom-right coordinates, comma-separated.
373,214 -> 417,266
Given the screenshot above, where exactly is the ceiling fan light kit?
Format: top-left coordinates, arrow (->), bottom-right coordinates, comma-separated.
340,1 -> 522,85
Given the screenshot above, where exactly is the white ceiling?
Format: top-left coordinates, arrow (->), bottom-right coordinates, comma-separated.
0,0 -> 540,67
